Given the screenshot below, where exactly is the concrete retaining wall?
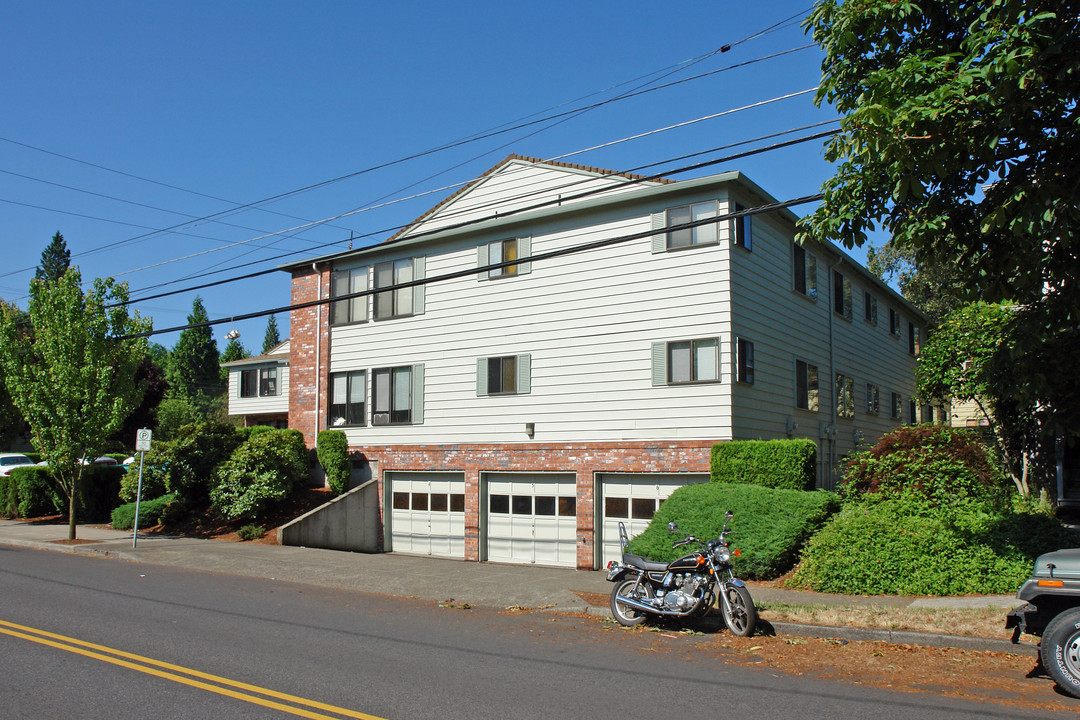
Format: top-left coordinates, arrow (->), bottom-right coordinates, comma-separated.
278,479 -> 380,552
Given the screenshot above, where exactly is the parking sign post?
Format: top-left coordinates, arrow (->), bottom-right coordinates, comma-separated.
133,429 -> 152,548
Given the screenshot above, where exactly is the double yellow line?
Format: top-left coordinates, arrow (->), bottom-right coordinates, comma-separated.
0,619 -> 387,720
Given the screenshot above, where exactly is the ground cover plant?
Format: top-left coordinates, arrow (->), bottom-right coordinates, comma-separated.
111,493 -> 177,530
627,482 -> 839,580
791,425 -> 1078,595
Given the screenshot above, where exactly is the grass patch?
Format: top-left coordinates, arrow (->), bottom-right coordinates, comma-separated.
756,600 -> 1024,640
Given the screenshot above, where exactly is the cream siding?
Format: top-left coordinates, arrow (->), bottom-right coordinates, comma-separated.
227,363 -> 290,416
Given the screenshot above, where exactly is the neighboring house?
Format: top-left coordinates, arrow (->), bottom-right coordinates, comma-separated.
222,340 -> 290,428
280,155 -> 927,569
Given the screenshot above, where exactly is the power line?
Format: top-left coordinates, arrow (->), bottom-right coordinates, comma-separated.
120,124 -> 840,306
119,192 -> 825,340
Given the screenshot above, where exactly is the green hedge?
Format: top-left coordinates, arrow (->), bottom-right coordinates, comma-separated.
0,465 -> 125,521
111,493 -> 177,530
789,497 -> 1079,595
316,430 -> 350,494
710,439 -> 817,491
627,482 -> 839,580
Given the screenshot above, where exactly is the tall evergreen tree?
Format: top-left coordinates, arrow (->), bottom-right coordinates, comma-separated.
262,314 -> 281,354
166,296 -> 223,416
35,231 -> 71,282
219,337 -> 249,385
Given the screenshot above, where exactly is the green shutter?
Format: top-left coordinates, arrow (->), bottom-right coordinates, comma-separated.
413,256 -> 426,315
651,342 -> 668,386
476,358 -> 488,396
517,353 -> 531,394
477,244 -> 489,281
411,364 -> 424,424
651,212 -> 667,254
518,236 -> 532,276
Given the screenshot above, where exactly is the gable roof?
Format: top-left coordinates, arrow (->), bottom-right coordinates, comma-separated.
384,154 -> 674,244
221,339 -> 290,368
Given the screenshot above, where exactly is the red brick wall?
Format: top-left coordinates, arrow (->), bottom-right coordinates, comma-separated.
289,265 -> 331,446
357,440 -> 717,569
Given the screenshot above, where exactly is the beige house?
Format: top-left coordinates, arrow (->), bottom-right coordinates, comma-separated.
279,155 -> 927,568
222,340 -> 290,428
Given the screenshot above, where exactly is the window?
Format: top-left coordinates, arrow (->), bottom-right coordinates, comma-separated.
665,200 -> 719,250
478,237 -> 531,280
793,244 -> 818,299
889,308 -> 901,336
737,338 -> 754,384
835,373 -> 855,418
330,266 -> 368,325
259,367 -> 278,397
372,365 -> 424,425
908,399 -> 918,424
374,257 -> 425,320
908,322 -> 919,355
652,338 -> 719,385
864,291 -> 878,325
920,403 -> 934,423
732,202 -> 751,251
833,270 -> 852,319
890,392 -> 902,420
866,383 -> 879,415
239,369 -> 257,398
795,360 -> 819,411
477,354 -> 531,396
329,370 -> 366,427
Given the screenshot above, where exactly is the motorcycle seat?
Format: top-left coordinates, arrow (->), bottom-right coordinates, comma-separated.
622,553 -> 669,572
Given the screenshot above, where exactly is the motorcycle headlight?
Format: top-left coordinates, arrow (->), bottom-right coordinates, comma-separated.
713,547 -> 731,563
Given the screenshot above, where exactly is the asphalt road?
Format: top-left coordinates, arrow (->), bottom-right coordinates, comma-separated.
0,546 -> 1061,720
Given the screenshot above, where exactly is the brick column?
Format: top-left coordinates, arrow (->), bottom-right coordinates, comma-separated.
289,264 -> 331,447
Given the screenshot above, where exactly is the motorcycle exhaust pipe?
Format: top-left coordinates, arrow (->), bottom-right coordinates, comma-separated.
614,594 -> 687,617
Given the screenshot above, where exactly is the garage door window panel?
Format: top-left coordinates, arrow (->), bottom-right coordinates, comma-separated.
535,496 -> 556,516
606,497 -> 628,518
490,494 -> 510,514
632,498 -> 657,520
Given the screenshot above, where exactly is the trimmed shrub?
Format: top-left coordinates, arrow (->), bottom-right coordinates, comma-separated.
1,466 -> 62,518
111,493 -> 177,530
77,465 -> 126,522
160,421 -> 245,507
118,455 -> 168,504
711,439 -> 816,491
317,430 -> 350,494
210,429 -> 308,521
627,482 -> 839,580
789,498 -> 1079,595
238,425 -> 276,441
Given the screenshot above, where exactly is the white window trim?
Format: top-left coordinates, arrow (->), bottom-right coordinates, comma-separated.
477,237 -> 532,281
372,364 -> 425,425
651,338 -> 720,385
651,200 -> 720,253
373,257 -> 426,321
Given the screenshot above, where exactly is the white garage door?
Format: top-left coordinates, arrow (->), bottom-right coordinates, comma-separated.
599,473 -> 708,566
485,473 -> 577,567
387,472 -> 466,559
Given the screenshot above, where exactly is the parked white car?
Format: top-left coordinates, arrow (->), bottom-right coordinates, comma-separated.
0,453 -> 35,477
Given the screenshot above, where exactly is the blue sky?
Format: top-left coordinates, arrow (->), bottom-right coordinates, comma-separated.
0,1 -> 866,351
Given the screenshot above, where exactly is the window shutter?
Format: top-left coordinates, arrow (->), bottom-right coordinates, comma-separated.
744,214 -> 752,250
651,212 -> 667,254
476,358 -> 488,396
413,256 -> 426,315
651,342 -> 668,386
411,363 -> 424,424
518,236 -> 532,275
477,244 -> 489,281
516,353 -> 531,394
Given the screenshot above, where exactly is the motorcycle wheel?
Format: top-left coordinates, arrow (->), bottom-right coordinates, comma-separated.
610,578 -> 652,627
720,584 -> 757,637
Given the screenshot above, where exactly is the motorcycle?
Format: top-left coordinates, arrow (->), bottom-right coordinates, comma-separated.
605,512 -> 756,636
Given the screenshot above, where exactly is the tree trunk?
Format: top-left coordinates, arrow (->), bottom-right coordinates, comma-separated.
67,482 -> 78,541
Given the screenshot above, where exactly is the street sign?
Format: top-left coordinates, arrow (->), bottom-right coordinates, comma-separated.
135,428 -> 152,452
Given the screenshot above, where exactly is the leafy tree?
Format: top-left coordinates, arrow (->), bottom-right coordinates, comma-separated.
166,296 -> 223,416
261,314 -> 281,354
865,242 -> 965,327
0,299 -> 27,448
219,337 -> 248,385
0,268 -> 150,539
35,231 -> 71,282
917,302 -> 1051,499
801,1 -> 1080,438
111,352 -> 169,449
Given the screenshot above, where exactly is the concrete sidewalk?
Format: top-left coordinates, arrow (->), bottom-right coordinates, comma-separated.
0,519 -> 1030,655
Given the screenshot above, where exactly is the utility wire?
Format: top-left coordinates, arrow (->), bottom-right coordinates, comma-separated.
119,192 -> 825,340
120,124 -> 840,305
